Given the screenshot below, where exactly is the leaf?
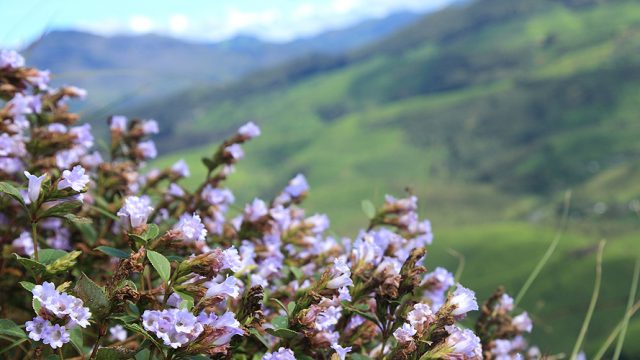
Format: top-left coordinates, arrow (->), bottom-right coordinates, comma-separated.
134,349 -> 151,360
351,354 -> 373,360
0,319 -> 27,339
289,266 -> 303,280
96,346 -> 138,360
248,328 -> 269,349
95,246 -> 131,259
123,324 -> 163,352
19,281 -> 35,292
270,299 -> 288,316
74,222 -> 98,245
0,182 -> 25,206
90,204 -> 120,221
69,326 -> 84,356
38,249 -> 68,265
287,301 -> 296,315
146,250 -> 171,283
46,251 -> 81,274
343,303 -> 380,326
361,200 -> 376,219
265,327 -> 299,339
63,213 -> 92,224
14,254 -> 47,278
39,200 -> 83,218
74,272 -> 110,320
202,157 -> 216,171
143,224 -> 159,240
174,290 -> 194,310
271,315 -> 288,329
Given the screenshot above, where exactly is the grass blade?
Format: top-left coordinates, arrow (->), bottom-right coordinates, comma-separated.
515,190 -> 571,306
447,248 -> 465,283
612,257 -> 640,360
593,300 -> 640,360
570,240 -> 606,360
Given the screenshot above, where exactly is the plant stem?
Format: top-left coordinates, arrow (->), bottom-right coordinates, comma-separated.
58,347 -> 64,360
570,240 -> 605,360
88,326 -> 105,360
612,257 -> 640,360
592,300 -> 640,360
31,221 -> 39,262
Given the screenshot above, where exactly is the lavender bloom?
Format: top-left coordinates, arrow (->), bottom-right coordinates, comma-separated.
338,286 -> 352,302
142,309 -> 204,349
137,140 -> 157,159
331,343 -> 352,360
171,159 -> 190,177
221,247 -> 243,272
407,303 -> 434,331
0,50 -> 25,69
512,312 -> 533,333
42,324 -> 70,349
109,324 -> 127,342
28,70 -> 50,90
224,144 -> 244,160
48,123 -> 67,133
263,347 -> 296,360
284,173 -> 309,198
174,213 -> 207,242
0,133 -> 26,157
315,306 -> 342,331
12,231 -> 35,256
202,185 -> 235,208
117,196 -> 154,228
326,256 -> 353,289
58,165 -> 90,191
444,325 -> 482,359
393,323 -> 417,343
56,148 -> 82,169
205,276 -> 240,299
25,316 -> 49,341
497,293 -> 514,313
238,121 -> 261,139
142,119 -> 159,134
24,171 -> 46,203
70,124 -> 94,148
110,115 -> 127,132
244,198 -> 268,222
168,183 -> 185,197
198,311 -> 243,345
449,284 -> 479,317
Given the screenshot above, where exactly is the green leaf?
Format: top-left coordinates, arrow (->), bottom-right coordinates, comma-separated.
90,204 -> 120,221
95,246 -> 131,259
270,299 -> 288,316
123,324 -> 163,352
63,213 -> 92,224
39,200 -> 83,218
343,303 -> 380,326
0,182 -> 25,206
287,301 -> 296,315
19,281 -> 35,292
290,266 -> 303,280
38,249 -> 68,265
248,328 -> 269,349
361,200 -> 376,219
265,327 -> 299,339
69,326 -> 84,356
96,346 -> 138,360
271,315 -> 288,329
14,254 -> 47,278
74,222 -> 98,245
174,290 -> 194,310
351,354 -> 373,360
0,319 -> 27,339
74,272 -> 110,320
134,349 -> 151,360
143,224 -> 159,240
146,250 -> 171,283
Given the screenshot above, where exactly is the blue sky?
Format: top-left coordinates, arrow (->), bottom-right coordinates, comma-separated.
0,0 -> 455,48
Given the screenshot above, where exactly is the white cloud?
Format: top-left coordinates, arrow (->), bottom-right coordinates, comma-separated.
129,15 -> 154,33
169,14 -> 189,34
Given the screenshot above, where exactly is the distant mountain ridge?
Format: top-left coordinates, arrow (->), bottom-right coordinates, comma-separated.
22,11 -> 421,112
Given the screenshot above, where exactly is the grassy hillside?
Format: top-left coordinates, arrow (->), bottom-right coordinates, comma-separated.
135,0 -> 640,355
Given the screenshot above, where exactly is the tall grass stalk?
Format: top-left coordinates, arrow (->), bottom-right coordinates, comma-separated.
593,300 -> 640,360
570,240 -> 606,360
447,248 -> 465,283
612,257 -> 640,360
515,190 -> 571,306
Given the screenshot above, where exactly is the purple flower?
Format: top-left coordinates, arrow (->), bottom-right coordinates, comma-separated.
263,347 -> 296,360
244,198 -> 268,222
327,257 -> 352,289
28,70 -> 50,90
109,324 -> 127,342
41,324 -> 70,349
224,144 -> 244,160
393,323 -> 417,343
171,159 -> 190,177
238,121 -> 261,139
407,303 -> 433,331
25,316 -> 49,341
0,50 -> 25,69
315,306 -> 341,331
221,247 -> 243,272
58,165 -> 90,191
70,124 -> 94,148
331,343 -> 352,360
24,170 -> 46,203
117,196 -> 154,228
205,276 -> 240,299
110,115 -> 127,132
12,231 -> 35,256
496,293 -> 514,312
444,325 -> 482,359
142,119 -> 159,134
173,212 -> 207,242
284,174 -> 309,198
202,185 -> 235,207
512,312 -> 533,333
168,183 -> 185,197
449,284 -> 478,317
198,311 -> 243,345
137,140 -> 157,159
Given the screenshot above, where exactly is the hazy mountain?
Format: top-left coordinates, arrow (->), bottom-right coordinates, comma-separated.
22,11 -> 420,113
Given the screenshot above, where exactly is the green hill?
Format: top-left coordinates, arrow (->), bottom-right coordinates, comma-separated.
128,0 -> 640,355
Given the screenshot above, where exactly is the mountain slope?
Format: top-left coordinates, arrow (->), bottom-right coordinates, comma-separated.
22,11 -> 420,113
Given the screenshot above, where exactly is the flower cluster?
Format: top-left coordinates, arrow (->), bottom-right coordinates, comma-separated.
25,282 -> 91,349
0,50 -> 549,359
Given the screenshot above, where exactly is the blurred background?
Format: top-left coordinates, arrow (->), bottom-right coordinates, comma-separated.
3,0 -> 640,356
